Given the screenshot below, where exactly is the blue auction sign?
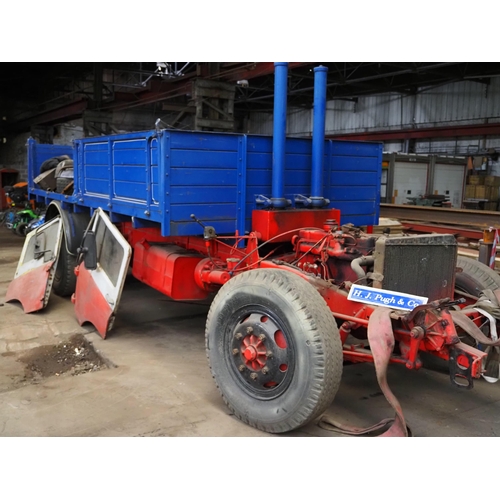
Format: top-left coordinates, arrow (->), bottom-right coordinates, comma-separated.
347,284 -> 428,311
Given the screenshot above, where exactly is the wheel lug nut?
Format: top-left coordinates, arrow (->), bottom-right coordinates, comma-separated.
238,365 -> 245,372
250,372 -> 258,380
262,367 -> 269,374
232,348 -> 239,355
259,334 -> 266,341
246,327 -> 253,334
266,351 -> 273,358
235,332 -> 243,340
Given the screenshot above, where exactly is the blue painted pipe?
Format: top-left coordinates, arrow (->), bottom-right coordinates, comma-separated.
271,62 -> 288,208
311,65 -> 328,207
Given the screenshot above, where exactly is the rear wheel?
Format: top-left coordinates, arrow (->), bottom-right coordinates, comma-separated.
52,234 -> 77,297
205,269 -> 343,433
455,256 -> 500,297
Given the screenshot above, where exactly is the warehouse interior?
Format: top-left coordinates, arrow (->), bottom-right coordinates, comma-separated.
3,62 -> 500,152
3,62 -> 500,211
1,59 -> 499,494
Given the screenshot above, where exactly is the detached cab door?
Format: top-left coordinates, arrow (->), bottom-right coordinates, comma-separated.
6,217 -> 63,313
72,208 -> 131,339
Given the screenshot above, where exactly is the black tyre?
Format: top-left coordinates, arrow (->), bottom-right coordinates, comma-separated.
455,256 -> 500,297
52,234 -> 77,297
40,155 -> 69,173
205,269 -> 343,433
15,222 -> 28,237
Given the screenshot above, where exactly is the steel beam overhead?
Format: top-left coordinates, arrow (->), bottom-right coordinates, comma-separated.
328,123 -> 500,141
380,204 -> 500,230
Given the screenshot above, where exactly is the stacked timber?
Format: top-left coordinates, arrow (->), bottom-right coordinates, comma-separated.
457,246 -> 500,271
370,218 -> 405,235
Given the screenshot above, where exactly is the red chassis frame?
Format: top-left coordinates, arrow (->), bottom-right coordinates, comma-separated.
119,208 -> 489,387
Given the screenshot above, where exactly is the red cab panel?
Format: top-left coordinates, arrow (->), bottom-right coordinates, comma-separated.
5,217 -> 63,313
72,208 -> 131,339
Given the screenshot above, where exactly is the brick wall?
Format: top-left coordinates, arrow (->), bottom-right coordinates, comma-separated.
0,132 -> 31,181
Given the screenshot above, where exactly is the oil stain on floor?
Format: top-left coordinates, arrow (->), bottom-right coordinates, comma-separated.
0,334 -> 113,392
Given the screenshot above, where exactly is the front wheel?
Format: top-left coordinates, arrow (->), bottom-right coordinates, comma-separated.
205,269 -> 343,434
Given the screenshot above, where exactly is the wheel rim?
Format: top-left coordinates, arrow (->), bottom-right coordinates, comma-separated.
228,309 -> 295,400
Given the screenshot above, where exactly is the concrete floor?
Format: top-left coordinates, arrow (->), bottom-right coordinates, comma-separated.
1,225 -> 499,437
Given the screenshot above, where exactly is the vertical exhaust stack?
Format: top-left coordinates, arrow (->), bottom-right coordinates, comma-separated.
310,65 -> 329,207
271,62 -> 288,209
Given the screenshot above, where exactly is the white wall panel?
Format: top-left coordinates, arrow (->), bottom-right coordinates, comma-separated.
432,163 -> 466,207
392,162 -> 429,205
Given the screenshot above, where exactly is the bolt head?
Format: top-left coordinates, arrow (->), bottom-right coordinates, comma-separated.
232,348 -> 239,355
262,367 -> 269,374
246,326 -> 254,334
266,351 -> 273,358
238,365 -> 245,372
259,334 -> 266,342
250,372 -> 258,380
235,332 -> 243,340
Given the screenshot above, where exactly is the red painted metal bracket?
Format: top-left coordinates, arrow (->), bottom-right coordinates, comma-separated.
252,208 -> 341,243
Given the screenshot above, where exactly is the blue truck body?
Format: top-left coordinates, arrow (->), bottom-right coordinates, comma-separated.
27,130 -> 382,237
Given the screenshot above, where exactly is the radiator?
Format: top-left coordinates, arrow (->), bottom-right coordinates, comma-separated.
372,234 -> 457,301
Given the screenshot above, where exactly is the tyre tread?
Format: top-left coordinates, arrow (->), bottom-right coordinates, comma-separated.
456,256 -> 500,296
52,236 -> 77,297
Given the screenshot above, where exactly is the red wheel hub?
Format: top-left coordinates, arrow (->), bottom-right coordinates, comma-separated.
230,312 -> 293,392
241,334 -> 267,370
243,346 -> 258,361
